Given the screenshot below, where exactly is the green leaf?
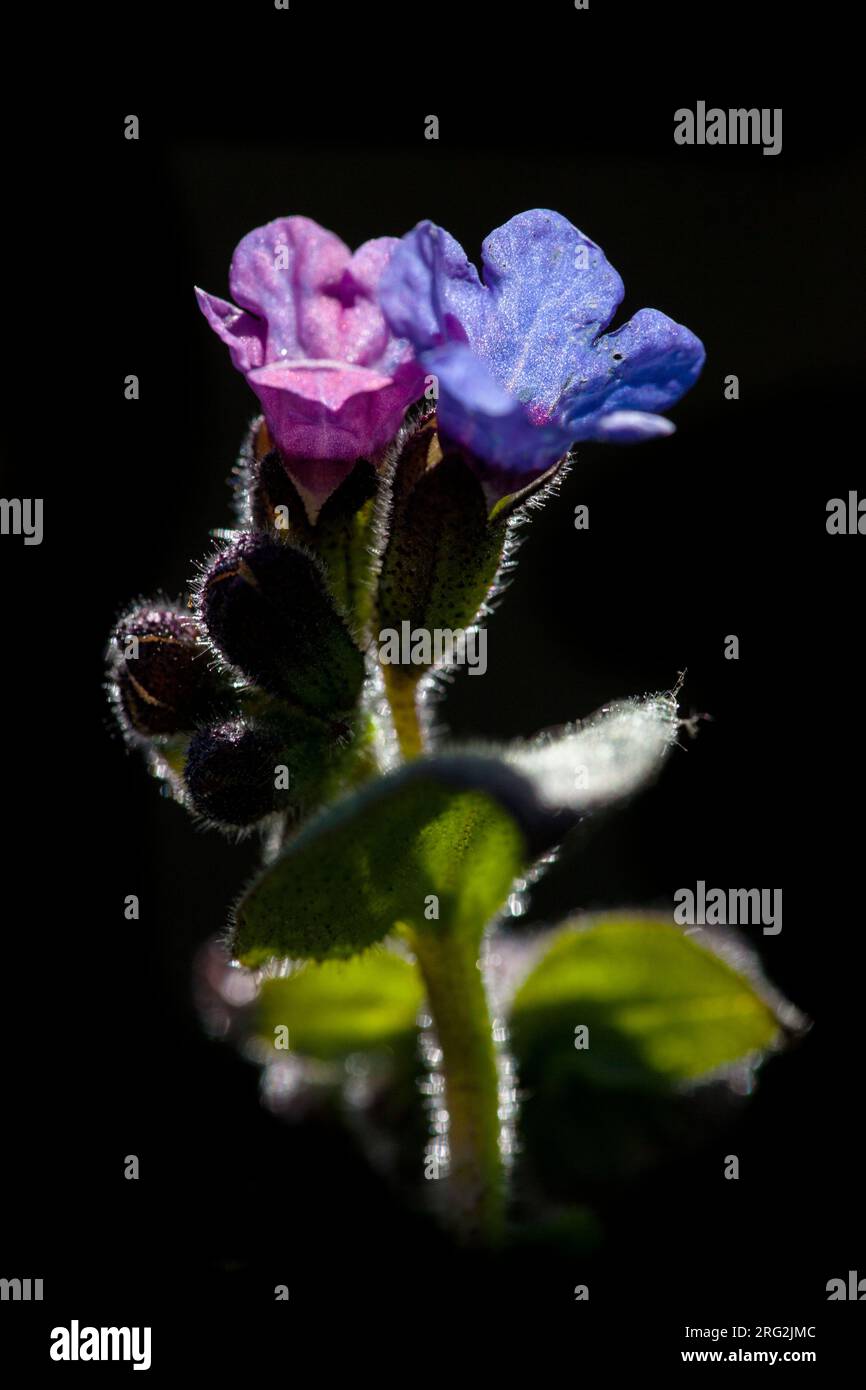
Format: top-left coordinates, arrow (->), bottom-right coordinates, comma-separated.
510,916 -> 783,1090
232,762 -> 528,966
247,950 -> 424,1060
505,691 -> 680,817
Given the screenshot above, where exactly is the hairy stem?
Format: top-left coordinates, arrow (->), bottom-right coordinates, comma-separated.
405,924 -> 505,1245
382,665 -> 424,760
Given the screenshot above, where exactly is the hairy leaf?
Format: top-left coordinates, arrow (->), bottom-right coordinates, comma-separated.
232,761 -> 528,965
510,916 -> 784,1090
505,692 -> 680,816
248,950 -> 424,1060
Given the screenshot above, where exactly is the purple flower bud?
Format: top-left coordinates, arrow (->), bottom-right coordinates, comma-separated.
199,534 -> 365,716
249,449 -> 305,537
184,720 -> 285,827
108,606 -> 229,737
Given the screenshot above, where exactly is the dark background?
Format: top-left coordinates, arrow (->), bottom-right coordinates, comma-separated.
2,45 -> 864,1370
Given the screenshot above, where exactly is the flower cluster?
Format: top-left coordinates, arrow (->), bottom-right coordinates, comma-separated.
196,209 -> 704,512
109,207 -> 704,836
105,210 -> 802,1250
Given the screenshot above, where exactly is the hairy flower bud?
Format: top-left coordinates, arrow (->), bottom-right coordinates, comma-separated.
375,418 -> 510,681
249,447 -> 302,537
184,719 -> 287,826
199,534 -> 365,716
248,443 -> 379,640
109,606 -> 229,737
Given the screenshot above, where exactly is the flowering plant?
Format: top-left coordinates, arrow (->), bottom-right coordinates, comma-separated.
107,210 -> 798,1246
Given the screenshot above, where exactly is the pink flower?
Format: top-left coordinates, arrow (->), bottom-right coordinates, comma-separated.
196,217 -> 424,512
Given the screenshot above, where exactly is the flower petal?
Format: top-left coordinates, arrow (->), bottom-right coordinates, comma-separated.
477,209 -> 625,414
378,220 -> 489,351
425,343 -> 574,494
591,411 -> 676,443
227,218 -> 410,371
228,215 -> 351,362
564,308 -> 706,434
342,236 -> 411,371
247,360 -> 419,463
381,211 -> 625,421
195,288 -> 266,374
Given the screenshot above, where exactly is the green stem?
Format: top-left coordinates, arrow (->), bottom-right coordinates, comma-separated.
405,924 -> 505,1245
382,665 -> 424,760
383,661 -> 502,1238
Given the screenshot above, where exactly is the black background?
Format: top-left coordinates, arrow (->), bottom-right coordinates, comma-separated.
2,25 -> 864,1371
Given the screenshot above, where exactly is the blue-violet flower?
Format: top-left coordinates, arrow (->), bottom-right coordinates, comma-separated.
379,209 -> 705,500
